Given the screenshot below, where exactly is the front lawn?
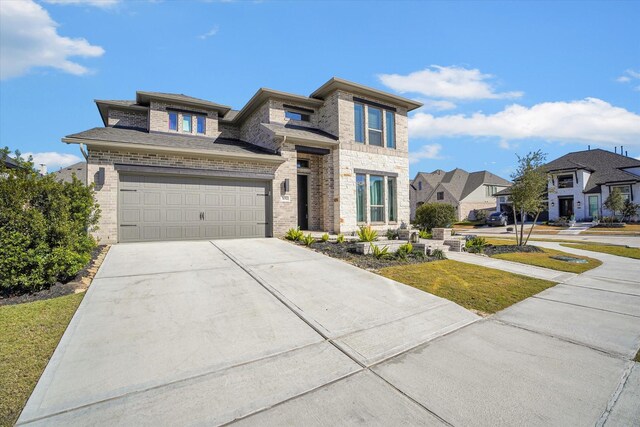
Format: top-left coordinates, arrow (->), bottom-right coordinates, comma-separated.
491,247 -> 602,274
582,223 -> 640,236
0,293 -> 84,426
380,260 -> 556,314
560,243 -> 640,260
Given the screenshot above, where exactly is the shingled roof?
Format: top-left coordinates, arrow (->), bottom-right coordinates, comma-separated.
413,168 -> 511,202
545,149 -> 640,193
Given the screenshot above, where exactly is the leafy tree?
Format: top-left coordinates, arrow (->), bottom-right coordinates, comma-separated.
414,203 -> 457,231
604,188 -> 625,220
0,147 -> 100,295
621,198 -> 638,222
509,150 -> 548,246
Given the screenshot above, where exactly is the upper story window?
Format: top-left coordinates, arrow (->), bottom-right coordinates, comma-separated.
297,159 -> 310,169
437,191 -> 444,201
169,112 -> 178,131
486,185 -> 498,196
354,103 -> 365,143
196,116 -> 206,134
386,111 -> 395,148
418,181 -> 422,191
367,107 -> 383,147
285,110 -> 310,122
182,114 -> 192,133
557,174 -> 573,188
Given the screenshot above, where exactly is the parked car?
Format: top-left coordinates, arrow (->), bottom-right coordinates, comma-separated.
486,211 -> 508,226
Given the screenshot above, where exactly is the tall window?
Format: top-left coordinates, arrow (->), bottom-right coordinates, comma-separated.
356,174 -> 366,222
388,178 -> 397,222
196,116 -> 206,134
486,185 -> 498,196
385,111 -> 395,148
418,181 -> 422,191
368,107 -> 383,146
169,112 -> 178,131
182,114 -> 192,133
354,103 -> 365,143
370,175 -> 384,222
611,185 -> 631,201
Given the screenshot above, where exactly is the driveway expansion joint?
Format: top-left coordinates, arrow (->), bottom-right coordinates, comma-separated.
596,361 -> 636,427
532,295 -> 640,318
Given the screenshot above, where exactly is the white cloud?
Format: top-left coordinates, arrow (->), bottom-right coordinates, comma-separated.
0,0 -> 104,80
42,0 -> 120,7
198,26 -> 219,39
409,98 -> 640,147
23,152 -> 82,171
409,144 -> 443,164
379,65 -> 523,100
418,99 -> 457,112
616,69 -> 640,91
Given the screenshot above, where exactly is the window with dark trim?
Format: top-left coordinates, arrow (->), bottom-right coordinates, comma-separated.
611,185 -> 631,201
196,116 -> 206,134
388,177 -> 397,222
437,191 -> 444,201
418,181 -> 422,191
168,112 -> 178,131
297,159 -> 310,169
557,175 -> 573,188
370,175 -> 385,221
354,103 -> 365,143
285,110 -> 310,122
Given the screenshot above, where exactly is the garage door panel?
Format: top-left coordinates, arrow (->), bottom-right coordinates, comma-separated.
119,174 -> 269,242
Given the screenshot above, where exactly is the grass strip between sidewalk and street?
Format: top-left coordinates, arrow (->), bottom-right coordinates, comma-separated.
560,243 -> 640,260
0,292 -> 85,427
379,260 -> 556,315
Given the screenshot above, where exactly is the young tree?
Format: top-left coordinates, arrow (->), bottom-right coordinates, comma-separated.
509,150 -> 548,246
604,188 -> 625,220
621,199 -> 639,222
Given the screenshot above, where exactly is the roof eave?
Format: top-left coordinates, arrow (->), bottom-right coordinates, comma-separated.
232,88 -> 324,124
310,77 -> 423,111
62,137 -> 285,164
135,92 -> 232,115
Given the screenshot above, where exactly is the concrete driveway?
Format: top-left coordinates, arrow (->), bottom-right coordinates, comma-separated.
17,239 -> 476,426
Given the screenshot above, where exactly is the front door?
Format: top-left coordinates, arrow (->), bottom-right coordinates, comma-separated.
559,197 -> 573,218
588,195 -> 599,219
297,174 -> 308,230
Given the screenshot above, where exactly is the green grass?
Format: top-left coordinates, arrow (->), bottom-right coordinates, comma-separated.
380,260 -> 556,314
0,293 -> 84,427
560,243 -> 640,260
491,247 -> 602,274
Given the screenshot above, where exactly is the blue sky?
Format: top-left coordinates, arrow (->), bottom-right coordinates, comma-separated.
1,0 -> 639,179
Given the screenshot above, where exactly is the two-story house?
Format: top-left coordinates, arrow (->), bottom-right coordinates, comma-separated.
62,78 -> 421,243
545,148 -> 640,220
410,168 -> 511,221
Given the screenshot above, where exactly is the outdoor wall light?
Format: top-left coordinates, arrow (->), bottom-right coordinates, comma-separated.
577,201 -> 582,209
551,201 -> 555,207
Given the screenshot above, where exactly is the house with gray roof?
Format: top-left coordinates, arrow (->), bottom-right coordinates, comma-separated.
544,148 -> 640,220
54,161 -> 87,185
410,168 -> 511,221
63,78 -> 422,243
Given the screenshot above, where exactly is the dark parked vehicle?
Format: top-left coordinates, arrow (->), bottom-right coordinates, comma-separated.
486,211 -> 508,226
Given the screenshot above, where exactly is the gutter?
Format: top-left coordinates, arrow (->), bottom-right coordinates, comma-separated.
62,137 -> 285,165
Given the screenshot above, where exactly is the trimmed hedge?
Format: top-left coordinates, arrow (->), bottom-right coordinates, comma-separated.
414,203 -> 457,231
1,149 -> 100,295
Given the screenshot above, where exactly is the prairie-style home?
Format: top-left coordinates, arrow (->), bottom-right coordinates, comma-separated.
62,78 -> 421,243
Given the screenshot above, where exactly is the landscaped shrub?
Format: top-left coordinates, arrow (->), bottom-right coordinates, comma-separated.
0,149 -> 100,295
385,228 -> 399,240
472,209 -> 488,221
301,233 -> 315,246
285,227 -> 304,241
320,233 -> 329,242
357,225 -> 378,242
431,249 -> 447,260
395,242 -> 413,260
336,233 -> 345,243
414,203 -> 457,231
465,237 -> 488,253
418,229 -> 432,239
370,244 -> 389,259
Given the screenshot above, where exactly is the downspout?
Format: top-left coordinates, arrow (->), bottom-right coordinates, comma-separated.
79,143 -> 89,186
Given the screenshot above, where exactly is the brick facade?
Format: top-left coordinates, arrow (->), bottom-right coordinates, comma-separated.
85,81 -> 417,242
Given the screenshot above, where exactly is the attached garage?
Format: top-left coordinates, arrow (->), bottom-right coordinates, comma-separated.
118,172 -> 272,242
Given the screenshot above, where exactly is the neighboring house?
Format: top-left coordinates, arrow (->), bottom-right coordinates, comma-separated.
1,155 -> 20,170
62,78 -> 421,243
55,161 -> 87,185
410,168 -> 511,221
494,148 -> 640,221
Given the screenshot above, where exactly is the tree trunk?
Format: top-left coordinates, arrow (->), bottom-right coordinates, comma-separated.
524,211 -> 541,245
512,205 -> 520,245
519,209 -> 526,246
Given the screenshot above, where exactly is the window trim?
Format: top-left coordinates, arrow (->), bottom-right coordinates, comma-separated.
388,177 -> 397,222
486,185 -> 498,197
356,173 -> 366,223
557,174 -> 574,189
367,106 -> 383,147
436,191 -> 445,201
385,110 -> 395,149
285,110 -> 311,122
611,185 -> 632,201
354,103 -> 365,143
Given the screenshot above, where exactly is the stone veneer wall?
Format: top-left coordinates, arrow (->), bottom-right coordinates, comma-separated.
87,149 -> 279,244
108,108 -> 148,129
148,101 -> 219,137
239,102 -> 277,152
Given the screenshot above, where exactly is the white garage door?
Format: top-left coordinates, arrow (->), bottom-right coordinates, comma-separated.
118,174 -> 270,242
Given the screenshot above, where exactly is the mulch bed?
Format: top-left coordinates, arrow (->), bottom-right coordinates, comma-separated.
483,244 -> 544,256
294,240 -> 439,271
0,245 -> 111,307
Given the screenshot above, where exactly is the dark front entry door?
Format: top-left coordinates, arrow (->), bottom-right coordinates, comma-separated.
297,174 -> 308,230
559,197 -> 574,218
